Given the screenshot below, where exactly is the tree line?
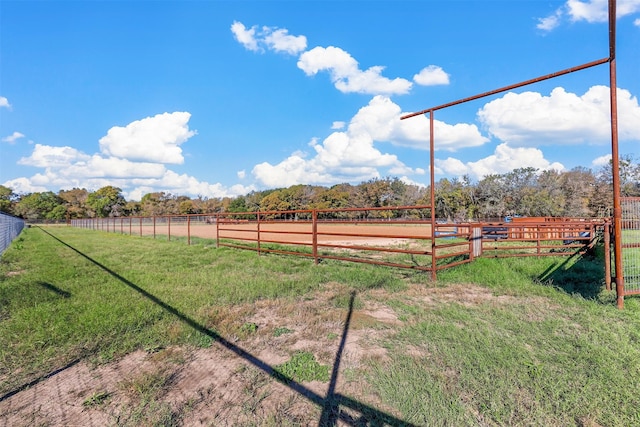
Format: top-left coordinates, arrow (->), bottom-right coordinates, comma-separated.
1,157 -> 638,222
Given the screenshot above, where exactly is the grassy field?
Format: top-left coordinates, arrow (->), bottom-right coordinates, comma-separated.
1,225 -> 640,426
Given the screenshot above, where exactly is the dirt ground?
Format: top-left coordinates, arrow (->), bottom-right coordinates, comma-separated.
0,281 -> 426,427
108,221 -> 435,246
0,280 -> 519,427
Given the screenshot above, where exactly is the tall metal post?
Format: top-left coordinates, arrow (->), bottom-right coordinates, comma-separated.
430,110 -> 437,281
608,0 -> 624,308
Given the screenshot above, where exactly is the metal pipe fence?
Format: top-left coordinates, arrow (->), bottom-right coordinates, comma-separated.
70,209 -> 607,278
0,212 -> 26,256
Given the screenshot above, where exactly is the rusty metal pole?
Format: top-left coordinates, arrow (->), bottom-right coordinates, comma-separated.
215,213 -> 220,248
430,110 -> 437,281
605,221 -> 612,290
256,210 -> 261,255
313,210 -> 318,264
608,0 -> 624,308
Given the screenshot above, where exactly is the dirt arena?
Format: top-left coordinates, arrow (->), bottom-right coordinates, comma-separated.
108,221 -> 437,246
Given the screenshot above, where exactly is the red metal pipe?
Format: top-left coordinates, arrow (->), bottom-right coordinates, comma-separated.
608,0 -> 624,308
401,57 -> 609,120
430,111 -> 437,281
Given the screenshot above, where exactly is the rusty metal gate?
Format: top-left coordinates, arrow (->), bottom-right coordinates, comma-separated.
621,197 -> 640,295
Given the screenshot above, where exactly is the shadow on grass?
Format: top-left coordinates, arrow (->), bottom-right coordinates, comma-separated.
537,248 -> 606,300
36,281 -> 71,298
27,227 -> 417,426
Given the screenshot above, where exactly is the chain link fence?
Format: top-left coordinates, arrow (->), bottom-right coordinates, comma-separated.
0,212 -> 26,256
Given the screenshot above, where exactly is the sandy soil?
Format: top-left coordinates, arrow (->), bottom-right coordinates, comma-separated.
102,221 -> 436,245
0,283 -> 414,427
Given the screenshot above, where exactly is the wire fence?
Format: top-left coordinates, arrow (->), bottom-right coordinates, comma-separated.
621,197 -> 640,294
0,212 -> 26,256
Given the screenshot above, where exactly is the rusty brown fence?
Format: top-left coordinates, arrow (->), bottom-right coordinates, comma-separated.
214,206 -> 473,274
70,209 -> 608,280
479,219 -> 607,258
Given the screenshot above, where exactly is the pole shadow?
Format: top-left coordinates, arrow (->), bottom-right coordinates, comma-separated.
34,227 -> 417,426
36,281 -> 71,298
537,249 -> 605,300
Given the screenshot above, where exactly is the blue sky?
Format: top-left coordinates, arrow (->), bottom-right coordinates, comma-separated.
1,0 -> 639,201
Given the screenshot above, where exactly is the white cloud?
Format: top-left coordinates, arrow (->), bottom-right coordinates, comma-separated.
99,112 -> 196,164
331,121 -> 346,130
125,170 -> 254,200
231,21 -> 259,51
592,154 -> 612,166
7,112 -> 246,200
18,144 -> 90,168
566,0 -> 609,22
398,176 -> 427,188
237,170 -> 246,179
348,95 -> 487,151
566,0 -> 640,22
0,96 -> 11,110
413,65 -> 450,86
477,85 -> 640,146
2,131 -> 25,144
263,27 -> 307,55
231,21 -> 307,55
1,177 -> 47,194
61,155 -> 167,179
537,0 -> 640,31
537,9 -> 563,31
635,17 -> 640,25
297,46 -> 412,95
436,143 -> 565,180
250,95 -> 488,188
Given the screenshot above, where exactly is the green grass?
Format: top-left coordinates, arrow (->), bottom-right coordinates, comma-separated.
0,226 -> 403,394
2,225 -> 640,425
273,351 -> 330,384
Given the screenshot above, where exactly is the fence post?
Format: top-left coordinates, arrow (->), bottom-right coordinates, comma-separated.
313,210 -> 318,264
216,213 -> 220,248
168,216 -> 171,241
605,221 -> 612,291
188,215 -> 191,246
257,211 -> 261,255
470,225 -> 483,258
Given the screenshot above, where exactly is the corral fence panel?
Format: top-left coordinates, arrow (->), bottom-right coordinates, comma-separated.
70,210 -> 607,278
0,212 -> 26,256
621,197 -> 640,295
478,218 -> 605,258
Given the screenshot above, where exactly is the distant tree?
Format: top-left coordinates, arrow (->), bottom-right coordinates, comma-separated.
86,186 -> 126,217
590,155 -> 640,216
58,188 -> 89,219
14,191 -> 66,221
260,190 -> 289,212
558,167 -> 595,217
179,199 -> 199,214
228,196 -> 247,212
434,177 -> 474,221
0,185 -> 16,214
474,174 -> 507,219
124,200 -> 141,216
